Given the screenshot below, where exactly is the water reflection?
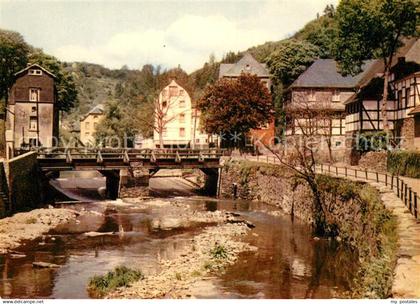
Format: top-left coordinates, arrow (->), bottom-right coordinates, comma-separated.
0,198 -> 359,299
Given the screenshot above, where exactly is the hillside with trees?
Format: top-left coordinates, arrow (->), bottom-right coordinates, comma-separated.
0,3 -> 381,147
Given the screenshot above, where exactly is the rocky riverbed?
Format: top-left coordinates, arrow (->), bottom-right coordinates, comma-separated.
108,222 -> 256,299
0,207 -> 86,253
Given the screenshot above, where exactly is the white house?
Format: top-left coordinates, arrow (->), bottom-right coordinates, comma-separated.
153,80 -> 217,148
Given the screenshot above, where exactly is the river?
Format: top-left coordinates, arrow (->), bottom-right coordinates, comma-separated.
0,174 -> 359,299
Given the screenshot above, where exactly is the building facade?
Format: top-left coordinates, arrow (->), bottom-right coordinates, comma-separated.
80,104 -> 105,146
153,80 -> 216,148
5,64 -> 58,159
344,38 -> 420,150
219,52 -> 275,147
285,59 -> 377,150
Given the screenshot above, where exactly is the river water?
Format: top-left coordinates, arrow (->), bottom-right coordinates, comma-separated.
0,176 -> 359,299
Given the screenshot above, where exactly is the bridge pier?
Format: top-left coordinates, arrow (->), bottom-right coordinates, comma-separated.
119,168 -> 150,197
100,170 -> 121,199
200,168 -> 220,196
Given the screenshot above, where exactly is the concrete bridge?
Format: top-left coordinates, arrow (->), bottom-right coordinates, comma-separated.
30,148 -> 225,199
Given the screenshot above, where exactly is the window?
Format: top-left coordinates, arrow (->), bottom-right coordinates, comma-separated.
245,64 -> 251,71
85,122 -> 90,129
179,89 -> 184,96
179,100 -> 185,108
179,127 -> 185,137
29,117 -> 37,130
195,139 -> 200,143
308,90 -> 316,101
162,100 -> 168,108
332,90 -> 340,102
29,88 -> 40,101
335,141 -> 342,147
169,86 -> 178,96
261,80 -> 268,88
28,69 -> 42,76
93,115 -> 98,119
398,90 -> 403,109
405,88 -> 411,107
179,113 -> 185,123
31,106 -> 36,114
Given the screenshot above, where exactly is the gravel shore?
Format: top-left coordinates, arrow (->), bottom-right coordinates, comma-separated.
0,207 -> 82,253
108,222 -> 256,299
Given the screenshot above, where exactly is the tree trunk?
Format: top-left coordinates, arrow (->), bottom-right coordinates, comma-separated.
382,68 -> 390,134
159,130 -> 164,149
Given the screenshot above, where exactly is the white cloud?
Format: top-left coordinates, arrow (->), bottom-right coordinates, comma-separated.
52,0 -> 339,72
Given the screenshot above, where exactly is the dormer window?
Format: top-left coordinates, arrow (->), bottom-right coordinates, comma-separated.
28,69 -> 42,76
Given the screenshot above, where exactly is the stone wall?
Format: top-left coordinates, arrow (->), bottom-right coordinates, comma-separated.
358,151 -> 388,173
220,159 -> 398,297
221,160 -> 392,250
398,117 -> 415,150
4,152 -> 43,213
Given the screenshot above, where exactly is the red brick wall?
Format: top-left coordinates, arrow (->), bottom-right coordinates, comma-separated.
250,120 -> 276,146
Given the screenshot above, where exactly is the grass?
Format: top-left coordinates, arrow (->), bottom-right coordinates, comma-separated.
88,266 -> 144,297
210,244 -> 228,259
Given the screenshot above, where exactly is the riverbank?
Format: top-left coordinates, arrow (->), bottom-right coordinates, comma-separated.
220,159 -> 399,298
107,222 -> 255,299
0,207 -> 84,253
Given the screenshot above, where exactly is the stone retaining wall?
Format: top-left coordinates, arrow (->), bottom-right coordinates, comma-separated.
3,152 -> 43,214
220,159 -> 399,298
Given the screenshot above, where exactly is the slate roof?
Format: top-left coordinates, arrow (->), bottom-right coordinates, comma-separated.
290,59 -> 378,89
219,52 -> 270,78
15,63 -> 56,78
81,104 -> 105,121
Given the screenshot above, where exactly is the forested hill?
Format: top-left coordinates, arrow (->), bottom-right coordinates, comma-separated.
62,5 -> 337,134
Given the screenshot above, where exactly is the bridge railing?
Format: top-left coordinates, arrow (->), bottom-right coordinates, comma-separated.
30,147 -> 227,160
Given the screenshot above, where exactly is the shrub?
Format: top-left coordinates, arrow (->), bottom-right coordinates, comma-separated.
388,151 -> 420,178
357,131 -> 389,152
88,266 -> 144,297
210,244 -> 228,259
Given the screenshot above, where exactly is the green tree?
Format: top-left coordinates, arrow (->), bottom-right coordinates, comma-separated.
335,0 -> 419,133
0,29 -> 30,103
265,39 -> 320,86
28,49 -> 78,112
0,29 -> 30,155
197,73 -> 274,146
294,6 -> 338,58
95,100 -> 137,147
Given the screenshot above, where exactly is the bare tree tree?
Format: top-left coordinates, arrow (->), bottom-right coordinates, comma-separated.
263,95 -> 340,235
136,88 -> 188,148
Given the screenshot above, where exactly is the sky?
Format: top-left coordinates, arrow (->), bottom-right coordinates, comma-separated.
0,0 -> 339,73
